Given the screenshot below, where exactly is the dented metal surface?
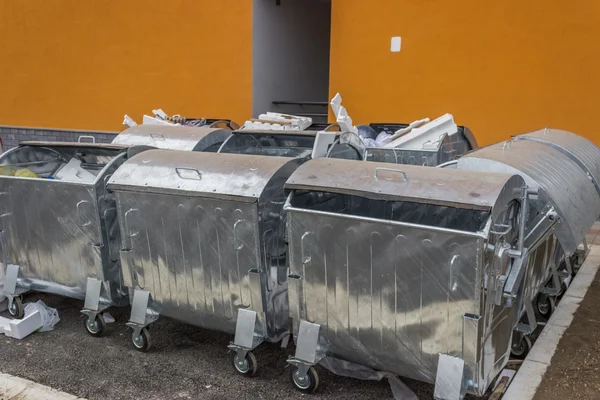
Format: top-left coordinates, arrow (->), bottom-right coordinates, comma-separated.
284,158 -> 528,396
108,151 -> 304,341
0,143 -> 129,305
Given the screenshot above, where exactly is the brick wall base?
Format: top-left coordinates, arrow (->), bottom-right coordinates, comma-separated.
0,126 -> 119,150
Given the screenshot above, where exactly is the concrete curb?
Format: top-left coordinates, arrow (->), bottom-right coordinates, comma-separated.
0,373 -> 86,400
503,245 -> 600,400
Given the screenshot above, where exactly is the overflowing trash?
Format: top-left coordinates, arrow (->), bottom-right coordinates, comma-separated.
241,112 -> 312,131
123,108 -> 239,130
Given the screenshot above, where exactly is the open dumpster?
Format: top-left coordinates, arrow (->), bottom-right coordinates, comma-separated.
0,141 -> 129,336
107,150 -> 304,375
282,157 -> 530,398
326,124 -> 478,166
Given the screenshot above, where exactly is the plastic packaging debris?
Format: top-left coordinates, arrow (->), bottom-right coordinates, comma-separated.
387,118 -> 431,143
242,112 -> 312,131
54,158 -> 96,183
385,113 -> 458,149
320,357 -> 418,400
329,92 -> 358,135
14,168 -> 37,178
24,301 -> 60,332
0,310 -> 42,339
123,115 -> 138,128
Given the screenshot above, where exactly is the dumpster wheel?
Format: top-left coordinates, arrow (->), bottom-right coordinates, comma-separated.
536,293 -> 556,318
232,351 -> 258,377
84,314 -> 106,337
130,328 -> 152,352
8,296 -> 24,319
289,365 -> 319,394
511,335 -> 532,359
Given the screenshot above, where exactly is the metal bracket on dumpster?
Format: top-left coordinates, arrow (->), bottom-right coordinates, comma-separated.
126,289 -> 158,337
228,309 -> 265,359
523,206 -> 559,250
287,321 -> 326,378
434,354 -> 466,400
81,277 -> 112,320
4,264 -> 27,308
502,248 -> 530,308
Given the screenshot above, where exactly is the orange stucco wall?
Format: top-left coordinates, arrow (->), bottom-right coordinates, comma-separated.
330,0 -> 600,146
0,0 -> 252,131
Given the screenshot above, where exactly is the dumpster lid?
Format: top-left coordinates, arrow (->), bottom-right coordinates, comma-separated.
514,128 -> 600,195
111,125 -> 231,151
108,150 -> 297,202
458,138 -> 600,253
20,141 -> 127,151
285,158 -> 518,210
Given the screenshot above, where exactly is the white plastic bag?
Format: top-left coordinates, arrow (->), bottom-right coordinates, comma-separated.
24,301 -> 60,332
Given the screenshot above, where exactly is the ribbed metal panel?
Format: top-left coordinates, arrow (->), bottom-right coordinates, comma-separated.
515,129 -> 600,195
458,139 -> 600,253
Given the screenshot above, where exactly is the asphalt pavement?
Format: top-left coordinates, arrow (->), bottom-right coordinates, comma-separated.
0,292 -> 466,400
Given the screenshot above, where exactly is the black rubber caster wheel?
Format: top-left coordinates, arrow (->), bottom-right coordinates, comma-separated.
289,365 -> 319,394
232,351 -> 258,377
511,335 -> 532,359
536,293 -> 556,318
84,314 -> 106,337
8,296 -> 24,319
131,328 -> 152,352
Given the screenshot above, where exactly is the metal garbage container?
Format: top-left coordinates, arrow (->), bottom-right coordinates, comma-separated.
0,141 -> 130,335
326,124 -> 478,166
107,150 -> 304,374
451,132 -> 600,360
282,157 -> 531,397
112,125 -> 231,152
218,129 -> 325,158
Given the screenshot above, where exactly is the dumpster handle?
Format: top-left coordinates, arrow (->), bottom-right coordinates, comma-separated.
175,168 -> 202,180
124,208 -> 139,238
233,220 -> 245,251
76,200 -> 93,227
300,232 -> 312,265
78,135 -> 96,144
150,133 -> 165,141
374,167 -> 408,181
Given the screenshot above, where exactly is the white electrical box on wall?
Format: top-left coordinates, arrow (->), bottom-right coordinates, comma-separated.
391,36 -> 401,52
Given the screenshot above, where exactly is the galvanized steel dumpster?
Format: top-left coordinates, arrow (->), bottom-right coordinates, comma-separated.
218,128 -> 339,158
326,125 -> 478,166
452,133 -> 600,360
107,150 -> 304,375
282,158 -> 531,398
0,142 -> 129,335
112,125 -> 231,152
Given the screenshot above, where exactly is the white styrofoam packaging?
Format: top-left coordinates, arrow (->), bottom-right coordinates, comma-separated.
386,113 -> 458,149
312,132 -> 338,159
0,310 -> 43,339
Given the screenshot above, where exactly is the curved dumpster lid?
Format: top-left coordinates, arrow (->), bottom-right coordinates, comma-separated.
111,125 -> 231,151
107,150 -> 298,202
514,128 -> 600,195
457,139 -> 600,253
285,157 -> 523,211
